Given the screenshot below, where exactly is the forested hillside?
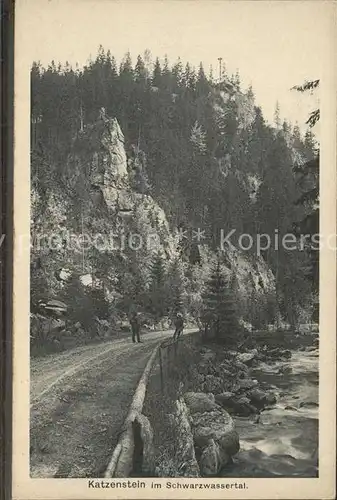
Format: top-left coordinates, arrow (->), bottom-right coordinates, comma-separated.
30,48 -> 319,349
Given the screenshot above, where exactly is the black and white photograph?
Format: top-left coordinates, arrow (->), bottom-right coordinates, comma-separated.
12,1 -> 336,498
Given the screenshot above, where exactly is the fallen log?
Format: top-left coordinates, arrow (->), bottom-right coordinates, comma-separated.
104,345 -> 159,478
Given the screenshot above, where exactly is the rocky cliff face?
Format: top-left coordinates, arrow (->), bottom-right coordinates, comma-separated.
32,114 -> 176,280
31,111 -> 278,331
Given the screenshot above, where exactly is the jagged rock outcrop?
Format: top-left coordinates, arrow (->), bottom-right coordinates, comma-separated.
182,392 -> 240,476
32,113 -> 178,287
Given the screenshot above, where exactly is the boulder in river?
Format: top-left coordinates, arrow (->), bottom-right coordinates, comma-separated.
248,388 -> 277,409
184,392 -> 217,414
233,397 -> 258,416
299,401 -> 318,409
214,361 -> 235,378
277,365 -> 292,375
283,349 -> 292,359
268,348 -> 292,360
237,349 -> 258,367
284,405 -> 298,411
215,392 -> 235,406
237,378 -> 259,391
236,360 -> 250,372
215,392 -> 258,417
265,392 -> 277,405
183,392 -> 240,476
190,409 -> 236,442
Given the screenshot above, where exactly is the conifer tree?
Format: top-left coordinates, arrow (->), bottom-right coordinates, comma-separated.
182,63 -> 196,91
146,252 -> 168,323
152,58 -> 162,88
201,262 -> 237,345
167,259 -> 185,317
143,48 -> 152,78
304,129 -> 317,155
274,101 -> 281,129
172,58 -> 183,90
134,55 -> 147,85
120,51 -> 133,76
208,64 -> 214,83
161,55 -> 172,92
247,84 -> 254,102
234,69 -> 241,88
292,124 -> 302,148
196,62 -> 209,96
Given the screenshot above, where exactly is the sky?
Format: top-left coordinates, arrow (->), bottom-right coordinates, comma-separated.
17,0 -> 334,134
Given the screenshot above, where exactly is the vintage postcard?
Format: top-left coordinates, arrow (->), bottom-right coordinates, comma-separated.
12,0 -> 336,499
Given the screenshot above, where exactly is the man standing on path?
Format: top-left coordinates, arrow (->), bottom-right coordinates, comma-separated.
173,312 -> 184,341
130,311 -> 142,343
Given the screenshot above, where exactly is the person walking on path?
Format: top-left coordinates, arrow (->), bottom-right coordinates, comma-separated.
173,312 -> 184,341
130,311 -> 142,343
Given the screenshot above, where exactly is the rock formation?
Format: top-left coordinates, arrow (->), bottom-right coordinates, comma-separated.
182,392 -> 240,476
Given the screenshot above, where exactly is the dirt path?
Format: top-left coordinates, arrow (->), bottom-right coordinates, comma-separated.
30,329 -> 175,478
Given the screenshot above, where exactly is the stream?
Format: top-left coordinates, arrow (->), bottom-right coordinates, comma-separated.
222,345 -> 319,477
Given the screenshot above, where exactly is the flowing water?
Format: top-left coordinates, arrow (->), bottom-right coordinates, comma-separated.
222,345 -> 319,477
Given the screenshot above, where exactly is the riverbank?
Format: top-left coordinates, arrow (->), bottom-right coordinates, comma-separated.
143,330 -> 318,477
222,345 -> 318,477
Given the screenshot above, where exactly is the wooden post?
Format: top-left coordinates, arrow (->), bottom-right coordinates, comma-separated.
159,347 -> 164,393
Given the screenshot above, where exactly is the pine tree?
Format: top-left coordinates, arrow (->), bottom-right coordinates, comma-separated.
182,62 -> 196,90
196,62 -> 209,96
134,55 -> 147,85
97,45 -> 105,64
167,259 -> 185,317
143,48 -> 152,79
190,120 -> 207,154
234,69 -> 241,88
152,57 -> 162,88
201,262 -> 238,345
161,55 -> 172,91
209,64 -> 214,83
282,119 -> 291,135
247,84 -> 254,102
172,58 -> 183,90
146,252 -> 169,323
292,123 -> 302,148
304,129 -> 317,155
274,101 -> 281,129
120,51 -> 133,76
